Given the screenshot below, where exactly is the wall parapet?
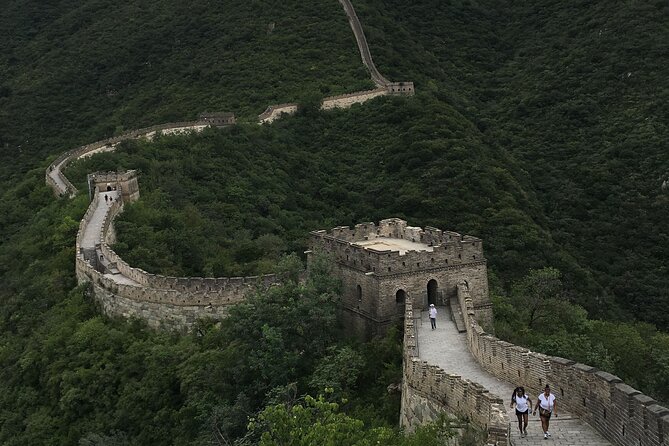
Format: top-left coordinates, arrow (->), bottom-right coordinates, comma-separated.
457,284 -> 669,446
310,218 -> 484,275
258,103 -> 300,124
46,120 -> 213,197
401,295 -> 509,445
337,0 -> 389,87
258,0 -> 414,125
73,184 -> 283,330
321,88 -> 388,110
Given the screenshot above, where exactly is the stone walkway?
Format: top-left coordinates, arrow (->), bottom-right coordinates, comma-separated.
80,191 -> 140,286
47,159 -> 69,194
81,191 -> 120,249
417,307 -> 611,446
338,0 -> 390,87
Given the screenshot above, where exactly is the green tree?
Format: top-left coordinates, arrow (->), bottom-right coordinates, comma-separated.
309,346 -> 365,399
248,394 -> 459,446
510,267 -> 564,331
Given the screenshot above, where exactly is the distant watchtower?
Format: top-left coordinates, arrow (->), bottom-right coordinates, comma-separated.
386,81 -> 415,95
308,218 -> 492,339
198,112 -> 236,127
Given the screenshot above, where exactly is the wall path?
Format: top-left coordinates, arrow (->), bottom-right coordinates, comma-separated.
415,306 -> 610,445
258,0 -> 412,123
39,0 -> 669,442
338,0 -> 390,87
456,284 -> 669,446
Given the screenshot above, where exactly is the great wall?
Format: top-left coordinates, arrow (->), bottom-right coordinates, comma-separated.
44,1 -> 669,445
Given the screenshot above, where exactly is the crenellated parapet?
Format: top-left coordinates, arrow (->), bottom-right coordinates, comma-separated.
400,294 -> 510,445
73,172 -> 282,331
309,218 -> 484,276
457,283 -> 669,446
308,218 -> 491,338
98,240 -> 278,304
46,120 -> 218,197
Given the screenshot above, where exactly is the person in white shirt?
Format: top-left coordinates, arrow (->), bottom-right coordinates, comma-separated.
533,384 -> 558,439
510,386 -> 532,437
429,304 -> 437,330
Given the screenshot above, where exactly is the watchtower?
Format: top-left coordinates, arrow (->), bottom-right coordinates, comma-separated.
198,112 -> 236,127
87,170 -> 140,204
386,82 -> 415,95
308,218 -> 492,339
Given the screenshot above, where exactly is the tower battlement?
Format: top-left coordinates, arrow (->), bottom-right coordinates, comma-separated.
309,218 -> 484,276
88,170 -> 140,203
308,219 -> 491,339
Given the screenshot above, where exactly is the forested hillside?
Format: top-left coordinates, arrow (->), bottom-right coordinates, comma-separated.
0,0 -> 668,444
0,0 -> 371,181
356,0 -> 669,328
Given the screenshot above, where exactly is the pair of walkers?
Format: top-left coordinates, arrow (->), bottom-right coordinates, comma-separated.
510,385 -> 557,439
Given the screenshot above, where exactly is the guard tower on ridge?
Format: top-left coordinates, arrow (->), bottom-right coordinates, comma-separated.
308,218 -> 493,339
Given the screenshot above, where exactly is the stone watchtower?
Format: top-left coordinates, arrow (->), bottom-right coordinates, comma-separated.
87,170 -> 140,204
308,218 -> 492,339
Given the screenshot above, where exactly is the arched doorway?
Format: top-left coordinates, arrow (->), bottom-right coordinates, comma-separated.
427,279 -> 438,306
396,289 -> 406,316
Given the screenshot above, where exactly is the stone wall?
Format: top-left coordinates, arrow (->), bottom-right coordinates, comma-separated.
75,189 -> 105,253
400,295 -> 510,445
76,256 -> 229,331
46,120 -> 211,196
457,284 -> 669,446
309,218 -> 493,337
258,103 -> 300,124
258,88 -> 392,124
73,185 -> 282,331
46,151 -> 79,197
254,0 -> 413,125
337,0 -> 390,87
321,88 -> 388,110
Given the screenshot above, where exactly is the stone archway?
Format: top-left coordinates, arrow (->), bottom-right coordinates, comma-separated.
395,289 -> 407,316
427,279 -> 438,306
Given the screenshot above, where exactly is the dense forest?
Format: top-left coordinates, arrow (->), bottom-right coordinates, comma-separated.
1,0 -> 668,444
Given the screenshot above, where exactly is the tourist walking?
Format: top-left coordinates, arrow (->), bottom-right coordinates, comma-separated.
429,303 -> 437,330
511,386 -> 532,437
533,384 -> 557,439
